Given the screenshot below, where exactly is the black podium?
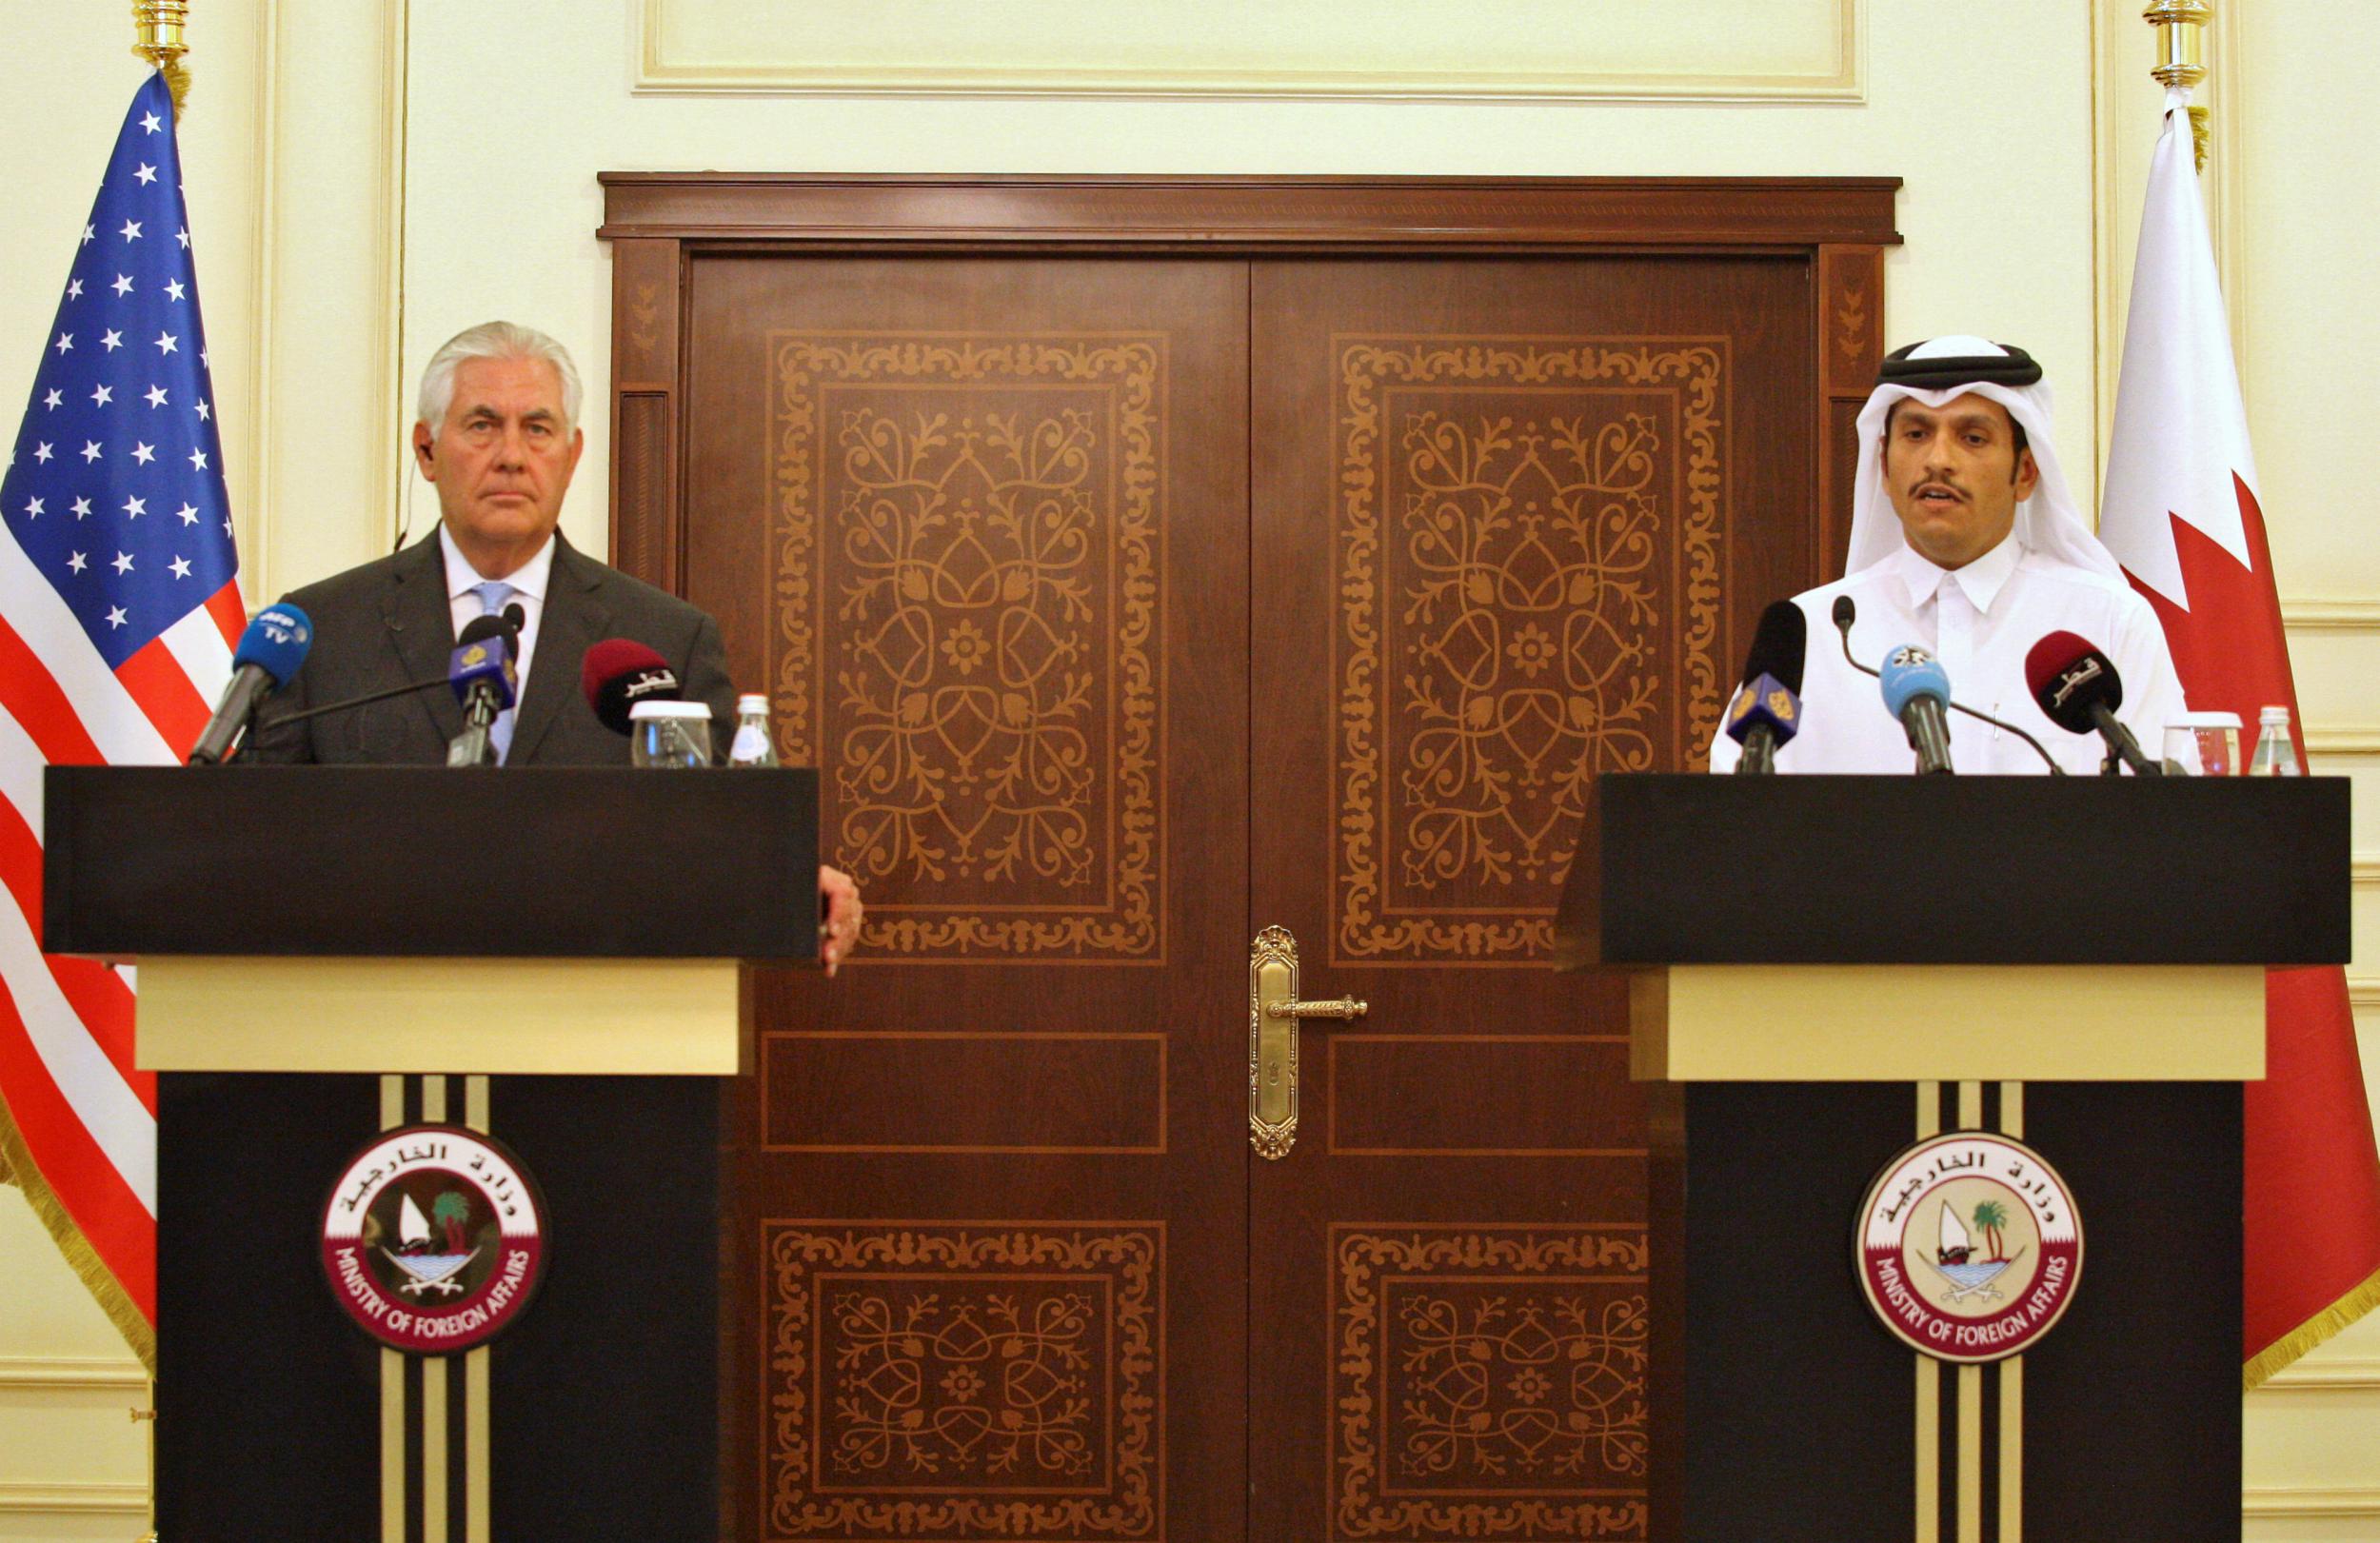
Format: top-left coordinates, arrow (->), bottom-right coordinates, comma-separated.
1557,774 -> 2350,1542
44,765 -> 818,1542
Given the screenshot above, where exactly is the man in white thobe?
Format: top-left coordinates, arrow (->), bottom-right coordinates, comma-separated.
1710,336 -> 2189,775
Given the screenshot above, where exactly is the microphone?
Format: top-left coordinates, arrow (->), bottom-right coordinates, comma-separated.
2025,631 -> 2162,777
1725,600 -> 1807,774
581,639 -> 682,737
1831,596 -> 2067,775
1879,643 -> 1955,775
188,603 -> 313,765
444,616 -> 519,767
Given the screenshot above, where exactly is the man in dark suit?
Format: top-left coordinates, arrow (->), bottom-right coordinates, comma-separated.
248,319 -> 861,968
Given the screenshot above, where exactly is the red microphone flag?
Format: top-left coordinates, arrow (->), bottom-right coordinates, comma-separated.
2097,93 -> 2380,1387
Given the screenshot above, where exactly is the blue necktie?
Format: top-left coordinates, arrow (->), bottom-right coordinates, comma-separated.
470,581 -> 517,764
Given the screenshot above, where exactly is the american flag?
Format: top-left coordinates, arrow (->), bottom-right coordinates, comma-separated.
0,72 -> 244,1365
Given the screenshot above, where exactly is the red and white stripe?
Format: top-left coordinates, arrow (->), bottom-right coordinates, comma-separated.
0,515 -> 237,1328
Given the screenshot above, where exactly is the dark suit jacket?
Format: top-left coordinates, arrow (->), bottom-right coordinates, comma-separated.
245,529 -> 737,765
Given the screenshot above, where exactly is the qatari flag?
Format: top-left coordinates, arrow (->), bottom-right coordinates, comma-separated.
2098,89 -> 2380,1387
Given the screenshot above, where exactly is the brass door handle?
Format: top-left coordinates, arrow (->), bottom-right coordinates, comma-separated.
1249,926 -> 1366,1159
1266,996 -> 1367,1020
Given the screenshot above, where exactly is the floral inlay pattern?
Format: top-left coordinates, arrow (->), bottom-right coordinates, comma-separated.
766,1222 -> 1161,1538
1334,1226 -> 1650,1540
771,334 -> 1165,959
1335,339 -> 1726,965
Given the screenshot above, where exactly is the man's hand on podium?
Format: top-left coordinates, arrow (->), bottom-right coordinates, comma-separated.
820,865 -> 863,977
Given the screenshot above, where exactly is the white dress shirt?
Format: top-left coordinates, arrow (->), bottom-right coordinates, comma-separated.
1709,531 -> 2191,776
440,525 -> 553,698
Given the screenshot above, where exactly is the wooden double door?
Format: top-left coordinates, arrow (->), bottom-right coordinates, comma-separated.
605,176 -> 1891,1541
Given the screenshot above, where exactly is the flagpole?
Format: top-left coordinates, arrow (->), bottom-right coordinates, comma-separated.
2145,0 -> 2211,170
131,2 -> 191,116
128,13 -> 184,1542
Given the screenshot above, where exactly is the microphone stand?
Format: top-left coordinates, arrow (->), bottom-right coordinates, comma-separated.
1832,602 -> 2068,776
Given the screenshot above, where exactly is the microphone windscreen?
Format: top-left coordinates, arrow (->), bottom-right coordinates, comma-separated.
2024,630 -> 2123,734
457,614 -> 510,647
1879,643 -> 1951,720
1740,600 -> 1809,694
502,602 -> 526,637
232,603 -> 312,686
580,638 -> 681,737
1831,594 -> 1856,632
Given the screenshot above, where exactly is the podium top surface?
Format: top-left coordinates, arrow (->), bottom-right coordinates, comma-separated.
43,765 -> 821,960
1557,772 -> 2350,967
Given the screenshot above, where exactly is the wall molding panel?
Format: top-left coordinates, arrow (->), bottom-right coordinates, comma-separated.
0,1355 -> 146,1391
634,0 -> 1863,102
2285,600 -> 2380,632
0,1481 -> 149,1517
2242,1485 -> 2380,1519
2257,1356 -> 2380,1394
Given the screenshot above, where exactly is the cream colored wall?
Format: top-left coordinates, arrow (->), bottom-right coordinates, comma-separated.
1,0 -> 2375,1534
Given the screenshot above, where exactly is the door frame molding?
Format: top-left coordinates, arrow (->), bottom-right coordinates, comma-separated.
596,173 -> 1900,590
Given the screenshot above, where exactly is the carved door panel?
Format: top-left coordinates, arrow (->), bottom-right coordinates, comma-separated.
1245,258 -> 1817,1542
680,256 -> 1250,1542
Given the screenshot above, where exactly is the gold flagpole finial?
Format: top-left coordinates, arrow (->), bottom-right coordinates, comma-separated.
130,1 -> 191,116
2144,0 -> 2212,170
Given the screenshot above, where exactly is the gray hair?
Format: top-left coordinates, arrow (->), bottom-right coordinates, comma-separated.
416,321 -> 584,435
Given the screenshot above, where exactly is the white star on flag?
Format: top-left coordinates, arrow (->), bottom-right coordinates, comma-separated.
89,385 -> 111,406
42,390 -> 62,409
32,444 -> 52,464
70,497 -> 91,518
80,441 -> 101,462
100,330 -> 123,350
174,504 -> 196,524
152,333 -> 175,355
79,222 -> 94,244
24,498 -> 43,518
139,111 -> 160,133
104,605 -> 127,627
121,497 -> 145,519
110,552 -> 133,573
66,280 -> 82,300
144,386 -> 167,407
169,556 -> 191,580
110,275 -> 132,296
66,550 -> 87,572
130,444 -> 154,466
193,401 -> 209,422
133,164 -> 156,185
54,334 -> 72,354
117,219 -> 141,241
188,449 -> 207,471
164,280 -> 185,302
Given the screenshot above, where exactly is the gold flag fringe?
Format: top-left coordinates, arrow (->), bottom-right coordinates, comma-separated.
2243,1258 -> 2380,1392
0,1095 -> 156,1374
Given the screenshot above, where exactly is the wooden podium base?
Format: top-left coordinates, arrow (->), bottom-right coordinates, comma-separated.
1654,1080 -> 2241,1541
155,1071 -> 724,1542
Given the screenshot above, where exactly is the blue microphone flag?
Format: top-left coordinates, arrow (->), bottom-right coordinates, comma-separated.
1878,643 -> 1950,721
448,632 -> 518,711
232,603 -> 310,685
1725,672 -> 1801,748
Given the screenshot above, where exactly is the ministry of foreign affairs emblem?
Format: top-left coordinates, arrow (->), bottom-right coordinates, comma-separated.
1855,1132 -> 2083,1362
320,1125 -> 546,1354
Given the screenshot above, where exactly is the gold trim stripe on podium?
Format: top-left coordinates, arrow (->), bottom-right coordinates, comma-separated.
2000,1080 -> 2025,1543
380,1077 -> 405,1543
422,1078 -> 449,1542
466,1076 -> 490,1543
1914,1081 -> 1940,1543
1956,1083 -> 1983,1543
